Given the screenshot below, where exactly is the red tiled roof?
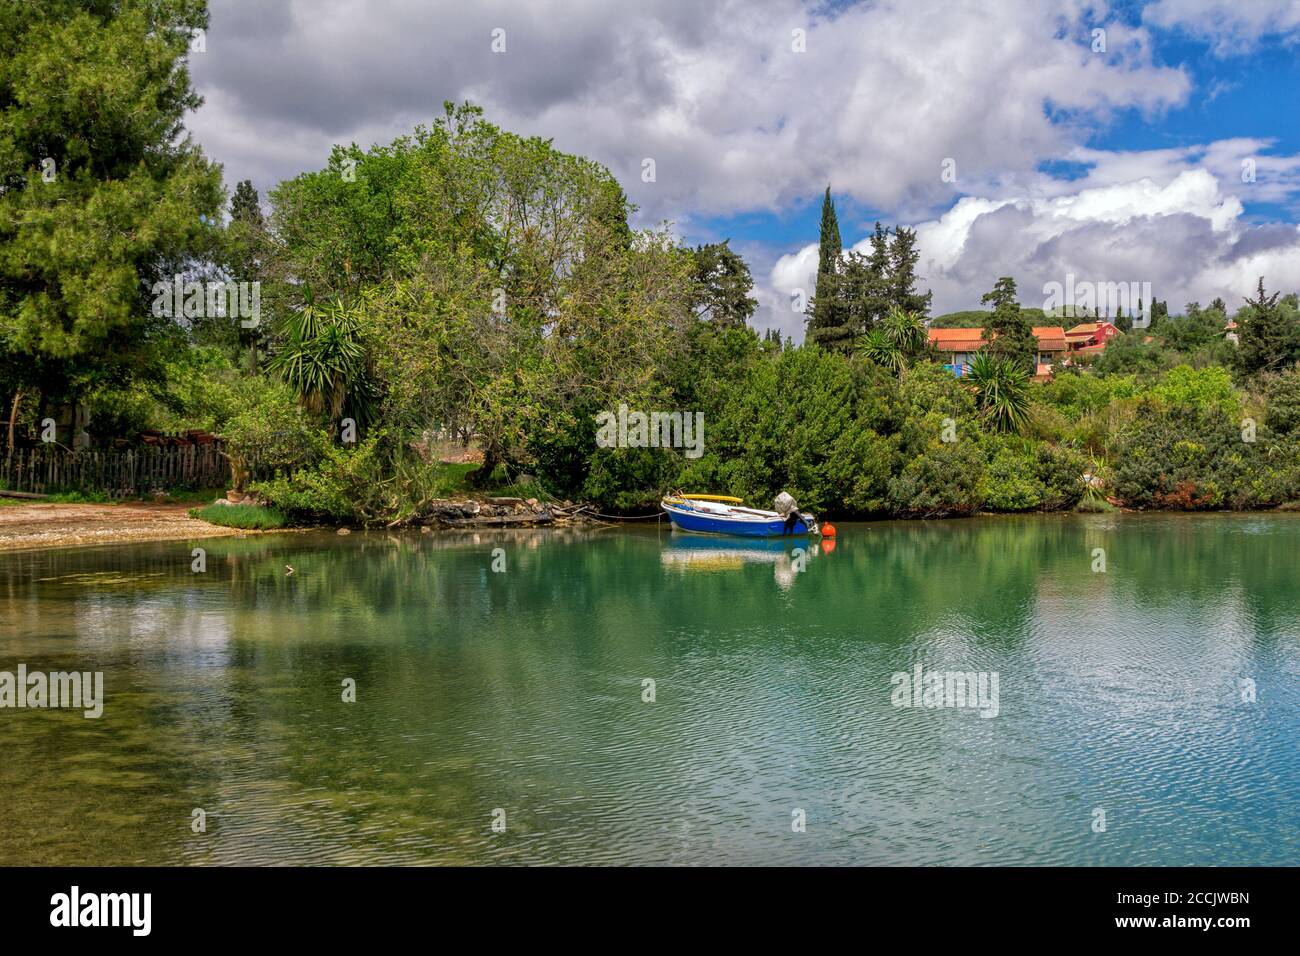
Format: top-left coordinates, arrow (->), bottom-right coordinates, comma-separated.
1033,326 -> 1067,351
929,326 -> 1066,351
928,327 -> 985,346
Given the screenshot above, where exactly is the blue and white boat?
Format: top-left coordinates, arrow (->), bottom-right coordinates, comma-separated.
660,493 -> 819,537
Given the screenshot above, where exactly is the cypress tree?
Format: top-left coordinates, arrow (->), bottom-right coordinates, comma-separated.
807,187 -> 853,350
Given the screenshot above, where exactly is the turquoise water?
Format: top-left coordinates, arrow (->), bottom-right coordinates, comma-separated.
0,515 -> 1296,865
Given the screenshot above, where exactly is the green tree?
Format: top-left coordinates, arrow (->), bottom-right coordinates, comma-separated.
858,329 -> 903,374
0,0 -> 223,440
1236,277 -> 1300,377
807,187 -> 853,350
267,293 -> 373,430
967,352 -> 1031,433
225,179 -> 267,370
690,240 -> 757,327
887,226 -> 932,317
859,305 -> 927,376
980,277 -> 1037,374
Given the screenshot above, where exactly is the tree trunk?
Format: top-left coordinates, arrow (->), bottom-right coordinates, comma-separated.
468,448 -> 499,488
7,389 -> 21,451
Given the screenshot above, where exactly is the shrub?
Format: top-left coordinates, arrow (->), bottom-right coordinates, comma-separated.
887,440 -> 986,516
977,437 -> 1086,512
1264,366 -> 1300,436
1148,365 -> 1239,416
253,432 -> 388,521
1110,402 -> 1296,509
980,439 -> 1043,511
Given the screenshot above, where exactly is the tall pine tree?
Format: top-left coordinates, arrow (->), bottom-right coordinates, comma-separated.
226,179 -> 267,370
981,277 -> 1037,374
690,240 -> 758,328
807,187 -> 853,350
0,0 -> 223,439
1236,277 -> 1300,376
887,226 -> 933,317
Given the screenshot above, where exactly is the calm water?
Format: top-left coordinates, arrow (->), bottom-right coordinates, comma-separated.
0,515 -> 1296,866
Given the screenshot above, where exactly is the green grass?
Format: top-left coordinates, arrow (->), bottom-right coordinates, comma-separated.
0,486 -> 227,505
43,489 -> 113,504
1075,496 -> 1119,513
189,503 -> 289,529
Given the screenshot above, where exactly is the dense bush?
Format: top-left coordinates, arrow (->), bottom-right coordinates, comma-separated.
675,344 -> 896,514
1109,403 -> 1293,509
887,440 -> 986,516
979,436 -> 1086,512
253,433 -> 388,520
1264,367 -> 1300,436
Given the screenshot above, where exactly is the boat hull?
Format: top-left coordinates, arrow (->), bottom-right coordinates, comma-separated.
661,500 -> 816,537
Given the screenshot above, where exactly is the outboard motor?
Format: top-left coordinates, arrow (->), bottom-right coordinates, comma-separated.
774,492 -> 817,535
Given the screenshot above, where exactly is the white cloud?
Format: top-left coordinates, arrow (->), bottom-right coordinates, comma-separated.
1143,0 -> 1300,54
190,0 -> 1191,222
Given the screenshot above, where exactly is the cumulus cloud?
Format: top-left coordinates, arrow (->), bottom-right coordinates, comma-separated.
189,0 -> 1191,222
768,166 -> 1300,339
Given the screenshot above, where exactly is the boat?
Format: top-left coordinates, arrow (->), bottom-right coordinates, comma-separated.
660,493 -> 819,537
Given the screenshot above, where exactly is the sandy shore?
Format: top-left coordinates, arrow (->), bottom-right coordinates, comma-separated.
0,501 -> 250,552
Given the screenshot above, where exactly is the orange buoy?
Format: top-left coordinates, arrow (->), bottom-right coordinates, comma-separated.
821,521 -> 837,537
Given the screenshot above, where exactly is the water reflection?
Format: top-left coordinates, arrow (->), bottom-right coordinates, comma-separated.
659,534 -> 825,589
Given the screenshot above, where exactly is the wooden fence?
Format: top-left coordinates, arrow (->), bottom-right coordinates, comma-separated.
1,444 -> 230,497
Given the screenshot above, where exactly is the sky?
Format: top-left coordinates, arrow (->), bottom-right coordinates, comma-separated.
187,0 -> 1300,340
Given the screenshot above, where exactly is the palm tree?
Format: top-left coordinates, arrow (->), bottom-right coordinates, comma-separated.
967,352 -> 1031,433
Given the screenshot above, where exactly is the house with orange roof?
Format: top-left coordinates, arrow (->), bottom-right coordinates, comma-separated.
928,325 -> 1068,379
1064,321 -> 1120,351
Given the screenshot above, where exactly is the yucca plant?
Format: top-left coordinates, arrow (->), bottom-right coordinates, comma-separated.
857,328 -> 905,374
967,352 -> 1031,433
881,305 -> 927,355
269,293 -> 375,428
